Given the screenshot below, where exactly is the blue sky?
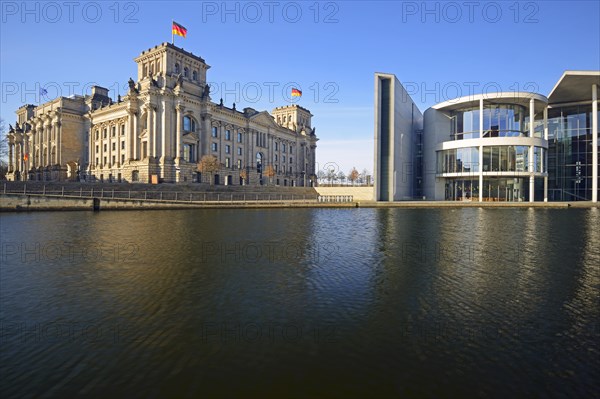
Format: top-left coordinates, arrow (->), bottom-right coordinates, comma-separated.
1,1 -> 599,173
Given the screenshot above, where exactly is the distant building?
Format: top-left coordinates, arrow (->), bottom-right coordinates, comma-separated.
374,71 -> 599,202
6,43 -> 318,187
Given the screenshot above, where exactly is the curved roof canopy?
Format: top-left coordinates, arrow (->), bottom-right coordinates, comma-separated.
432,92 -> 548,113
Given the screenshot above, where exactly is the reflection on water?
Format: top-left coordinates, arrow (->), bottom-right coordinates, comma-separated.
0,208 -> 598,397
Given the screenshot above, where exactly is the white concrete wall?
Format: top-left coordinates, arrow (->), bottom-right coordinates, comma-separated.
314,187 -> 374,201
374,73 -> 423,201
423,108 -> 450,200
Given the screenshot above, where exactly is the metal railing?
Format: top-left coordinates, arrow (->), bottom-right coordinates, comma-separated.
2,183 -> 324,203
317,195 -> 354,203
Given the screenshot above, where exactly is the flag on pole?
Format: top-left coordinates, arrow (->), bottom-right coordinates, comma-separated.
291,88 -> 302,97
172,21 -> 187,38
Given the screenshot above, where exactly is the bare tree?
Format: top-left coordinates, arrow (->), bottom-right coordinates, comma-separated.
326,167 -> 336,186
239,168 -> 248,185
362,168 -> 372,186
264,164 -> 275,184
348,167 -> 359,186
317,170 -> 325,185
360,168 -> 371,186
337,171 -> 346,185
0,119 -> 8,180
197,155 -> 220,185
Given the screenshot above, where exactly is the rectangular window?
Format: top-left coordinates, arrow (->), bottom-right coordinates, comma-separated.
112,127 -> 116,137
121,141 -> 125,150
275,142 -> 278,151
225,157 -> 230,168
104,144 -> 107,152
211,143 -> 217,152
121,154 -> 125,164
282,144 -> 286,153
275,154 -> 278,162
212,127 -> 218,137
225,145 -> 231,154
290,157 -> 293,163
96,145 -> 99,153
121,125 -> 125,135
237,132 -> 242,142
112,143 -> 116,151
237,159 -> 242,169
184,144 -> 196,162
103,129 -> 107,138
225,130 -> 231,140
112,156 -> 115,165
237,147 -> 242,156
290,146 -> 293,154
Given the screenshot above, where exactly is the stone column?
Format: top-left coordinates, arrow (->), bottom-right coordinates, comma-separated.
31,128 -> 36,168
175,103 -> 184,160
117,122 -> 122,166
151,106 -> 157,159
100,125 -> 105,168
128,110 -> 138,161
45,119 -> 51,167
89,126 -> 94,175
18,139 -> 24,173
125,115 -> 131,161
146,105 -> 154,159
55,121 -> 61,166
8,138 -> 14,173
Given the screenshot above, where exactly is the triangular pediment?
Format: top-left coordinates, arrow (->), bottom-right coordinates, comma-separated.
183,131 -> 199,141
249,111 -> 278,128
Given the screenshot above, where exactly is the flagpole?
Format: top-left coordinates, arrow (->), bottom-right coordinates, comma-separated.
172,20 -> 174,44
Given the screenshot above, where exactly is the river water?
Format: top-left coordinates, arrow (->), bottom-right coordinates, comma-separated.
1,208 -> 598,397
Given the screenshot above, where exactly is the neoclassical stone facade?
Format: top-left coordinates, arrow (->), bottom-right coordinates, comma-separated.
6,43 -> 318,186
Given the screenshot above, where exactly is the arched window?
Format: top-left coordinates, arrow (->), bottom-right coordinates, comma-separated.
192,71 -> 197,81
175,63 -> 180,73
184,67 -> 189,77
256,152 -> 263,173
183,116 -> 196,132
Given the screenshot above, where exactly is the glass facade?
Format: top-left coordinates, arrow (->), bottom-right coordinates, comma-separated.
444,177 -> 531,202
437,148 -> 479,173
437,146 -> 545,174
546,104 -> 598,201
450,104 -> 529,140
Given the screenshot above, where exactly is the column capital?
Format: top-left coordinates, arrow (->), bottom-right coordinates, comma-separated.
144,102 -> 157,112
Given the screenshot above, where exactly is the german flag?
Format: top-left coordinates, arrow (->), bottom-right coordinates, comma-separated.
172,21 -> 187,38
291,88 -> 302,97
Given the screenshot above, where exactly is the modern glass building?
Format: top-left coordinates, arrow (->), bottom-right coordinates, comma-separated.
375,71 -> 599,202
546,72 -> 600,201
